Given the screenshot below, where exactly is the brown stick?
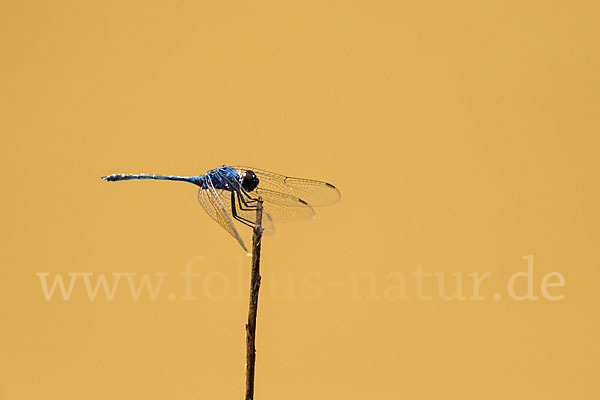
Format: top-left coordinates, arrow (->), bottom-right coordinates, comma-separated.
245,198 -> 263,400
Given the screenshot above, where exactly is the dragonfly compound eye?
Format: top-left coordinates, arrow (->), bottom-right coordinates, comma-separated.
241,170 -> 260,192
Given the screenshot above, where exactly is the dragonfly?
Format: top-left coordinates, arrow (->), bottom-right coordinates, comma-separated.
102,165 -> 340,251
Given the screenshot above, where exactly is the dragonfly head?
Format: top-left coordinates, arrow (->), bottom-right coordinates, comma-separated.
240,170 -> 259,192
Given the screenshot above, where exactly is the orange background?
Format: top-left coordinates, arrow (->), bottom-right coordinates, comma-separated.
1,1 -> 599,399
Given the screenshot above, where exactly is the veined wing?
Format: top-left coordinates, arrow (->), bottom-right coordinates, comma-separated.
231,166 -> 341,207
209,189 -> 276,235
197,177 -> 247,251
254,187 -> 316,223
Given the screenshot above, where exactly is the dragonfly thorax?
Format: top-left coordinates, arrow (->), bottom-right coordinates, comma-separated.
240,170 -> 259,192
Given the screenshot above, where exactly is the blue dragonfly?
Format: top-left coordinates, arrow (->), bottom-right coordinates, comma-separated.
102,165 -> 340,251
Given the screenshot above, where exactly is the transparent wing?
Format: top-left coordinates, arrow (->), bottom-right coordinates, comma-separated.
231,166 -> 341,207
254,187 -> 316,223
197,177 -> 248,251
211,188 -> 276,235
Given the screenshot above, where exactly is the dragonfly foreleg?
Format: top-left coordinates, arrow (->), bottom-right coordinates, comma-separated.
240,187 -> 259,203
230,192 -> 255,228
235,188 -> 261,210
